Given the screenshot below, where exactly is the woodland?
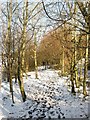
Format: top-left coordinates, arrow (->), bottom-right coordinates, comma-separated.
0,0 -> 90,119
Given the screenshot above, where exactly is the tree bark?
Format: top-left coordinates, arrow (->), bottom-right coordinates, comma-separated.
62,45 -> 64,76
17,0 -> 28,102
83,31 -> 89,96
34,31 -> 38,79
7,0 -> 14,103
18,53 -> 26,102
70,59 -> 76,94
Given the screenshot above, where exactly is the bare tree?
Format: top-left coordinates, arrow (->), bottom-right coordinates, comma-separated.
6,0 -> 14,103
17,0 -> 29,102
76,1 -> 90,96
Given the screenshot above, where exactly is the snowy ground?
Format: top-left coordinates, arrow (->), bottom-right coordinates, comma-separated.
0,68 -> 90,119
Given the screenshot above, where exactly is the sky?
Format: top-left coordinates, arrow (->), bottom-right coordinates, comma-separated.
0,0 -> 57,4
0,0 -> 41,2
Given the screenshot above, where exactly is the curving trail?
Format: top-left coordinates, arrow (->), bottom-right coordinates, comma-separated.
0,69 -> 89,119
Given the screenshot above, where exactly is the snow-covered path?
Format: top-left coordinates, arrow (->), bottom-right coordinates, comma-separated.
0,69 -> 89,119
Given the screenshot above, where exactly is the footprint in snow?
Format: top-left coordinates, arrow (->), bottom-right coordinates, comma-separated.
28,111 -> 32,115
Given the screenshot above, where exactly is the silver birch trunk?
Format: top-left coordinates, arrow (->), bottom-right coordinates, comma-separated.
74,30 -> 79,88
34,31 -> 38,79
7,0 -> 14,103
17,0 -> 28,102
83,30 -> 89,96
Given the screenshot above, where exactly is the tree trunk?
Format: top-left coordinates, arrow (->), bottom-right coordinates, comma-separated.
17,0 -> 28,102
17,53 -> 26,102
21,0 -> 28,74
79,41 -> 83,82
74,3 -> 79,88
62,46 -> 64,76
7,0 -> 14,103
74,33 -> 79,88
34,31 -> 38,79
76,1 -> 90,96
70,59 -> 76,94
83,31 -> 89,96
